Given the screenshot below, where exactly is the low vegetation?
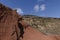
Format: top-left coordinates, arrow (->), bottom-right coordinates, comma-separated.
23,15 -> 60,35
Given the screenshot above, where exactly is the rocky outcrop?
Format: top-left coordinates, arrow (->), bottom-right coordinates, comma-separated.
0,3 -> 22,40
0,3 -> 60,40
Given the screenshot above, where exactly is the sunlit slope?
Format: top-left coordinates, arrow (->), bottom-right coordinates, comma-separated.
23,15 -> 60,35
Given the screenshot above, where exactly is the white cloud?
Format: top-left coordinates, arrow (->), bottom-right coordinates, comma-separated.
16,8 -> 23,15
33,4 -> 46,12
34,5 -> 39,12
40,4 -> 46,11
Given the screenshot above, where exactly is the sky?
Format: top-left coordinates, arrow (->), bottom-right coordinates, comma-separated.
0,0 -> 60,18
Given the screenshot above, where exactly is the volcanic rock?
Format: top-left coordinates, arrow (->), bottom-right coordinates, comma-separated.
0,3 -> 20,40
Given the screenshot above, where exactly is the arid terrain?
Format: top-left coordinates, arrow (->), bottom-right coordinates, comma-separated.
23,15 -> 60,35
0,3 -> 60,40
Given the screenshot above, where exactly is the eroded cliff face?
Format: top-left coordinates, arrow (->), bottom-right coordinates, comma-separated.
0,3 -> 60,40
0,3 -> 21,40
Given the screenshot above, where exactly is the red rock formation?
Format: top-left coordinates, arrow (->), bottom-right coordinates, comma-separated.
0,3 -> 60,40
0,3 -> 20,40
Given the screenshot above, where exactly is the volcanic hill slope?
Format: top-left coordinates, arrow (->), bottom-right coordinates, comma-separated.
0,3 -> 60,40
23,15 -> 60,35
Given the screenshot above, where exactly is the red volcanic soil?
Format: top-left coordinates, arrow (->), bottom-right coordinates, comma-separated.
20,24 -> 60,40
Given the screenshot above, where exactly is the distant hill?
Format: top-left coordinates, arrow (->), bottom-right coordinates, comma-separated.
23,15 -> 60,35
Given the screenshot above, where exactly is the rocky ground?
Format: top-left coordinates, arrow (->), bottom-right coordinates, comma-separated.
23,15 -> 60,35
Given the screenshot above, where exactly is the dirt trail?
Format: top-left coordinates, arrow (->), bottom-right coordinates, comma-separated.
19,25 -> 60,40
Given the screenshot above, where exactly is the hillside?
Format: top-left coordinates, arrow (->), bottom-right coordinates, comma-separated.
0,3 -> 60,40
23,15 -> 60,35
